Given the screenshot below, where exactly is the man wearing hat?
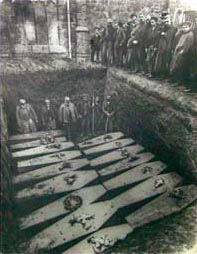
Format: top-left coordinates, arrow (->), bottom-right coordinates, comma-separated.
78,94 -> 91,137
127,16 -> 147,72
90,27 -> 101,63
41,99 -> 57,131
16,99 -> 38,134
101,18 -> 116,66
114,21 -> 126,67
58,97 -> 79,141
154,13 -> 176,77
145,16 -> 160,76
102,95 -> 115,133
170,21 -> 195,81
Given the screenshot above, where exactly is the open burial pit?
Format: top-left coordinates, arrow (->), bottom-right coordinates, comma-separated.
1,59 -> 197,254
1,60 -> 107,135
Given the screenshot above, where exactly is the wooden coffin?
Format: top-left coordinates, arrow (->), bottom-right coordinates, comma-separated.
14,159 -> 89,184
15,170 -> 99,202
17,150 -> 82,172
27,173 -> 181,252
10,137 -> 66,152
103,161 -> 167,190
19,161 -> 165,230
63,224 -> 132,254
78,132 -> 124,150
84,138 -> 135,156
112,172 -> 182,209
99,152 -> 155,176
12,142 -> 75,160
126,185 -> 197,229
90,145 -> 144,167
64,185 -> 197,254
9,130 -> 64,144
19,185 -> 107,230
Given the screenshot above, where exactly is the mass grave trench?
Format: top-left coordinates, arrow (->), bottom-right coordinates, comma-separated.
2,62 -> 197,254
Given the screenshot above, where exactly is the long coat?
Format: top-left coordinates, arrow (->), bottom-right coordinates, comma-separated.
100,25 -> 116,65
58,102 -> 78,124
145,25 -> 160,73
154,25 -> 176,75
90,34 -> 101,50
170,29 -> 195,77
16,103 -> 38,134
41,105 -> 56,131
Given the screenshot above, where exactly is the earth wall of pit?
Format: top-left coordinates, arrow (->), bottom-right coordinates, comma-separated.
105,68 -> 197,182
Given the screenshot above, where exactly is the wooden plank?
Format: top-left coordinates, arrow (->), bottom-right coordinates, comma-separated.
19,185 -> 107,230
14,159 -> 89,184
27,173 -> 181,252
90,145 -> 144,167
17,150 -> 82,172
10,137 -> 66,152
84,138 -> 135,156
63,224 -> 132,254
9,130 -> 64,144
78,132 -> 124,149
99,152 -> 155,176
12,142 -> 75,160
103,161 -> 167,190
113,172 -> 182,208
15,170 -> 98,202
126,185 -> 197,229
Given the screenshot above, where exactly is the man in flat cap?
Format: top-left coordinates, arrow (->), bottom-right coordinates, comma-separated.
16,99 -> 38,134
102,95 -> 115,133
59,97 -> 79,141
78,94 -> 91,137
41,99 -> 57,131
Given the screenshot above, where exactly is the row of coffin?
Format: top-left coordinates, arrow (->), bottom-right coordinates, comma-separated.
9,130 -> 197,254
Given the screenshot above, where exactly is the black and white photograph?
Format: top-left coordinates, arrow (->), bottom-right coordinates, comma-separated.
0,0 -> 197,254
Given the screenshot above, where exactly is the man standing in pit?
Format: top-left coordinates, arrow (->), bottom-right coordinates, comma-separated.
16,99 -> 38,134
90,27 -> 101,63
41,99 -> 57,131
102,95 -> 115,133
58,97 -> 79,141
78,94 -> 91,137
92,94 -> 102,134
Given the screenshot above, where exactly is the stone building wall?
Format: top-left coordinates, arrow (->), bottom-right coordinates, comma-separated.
0,0 -> 77,57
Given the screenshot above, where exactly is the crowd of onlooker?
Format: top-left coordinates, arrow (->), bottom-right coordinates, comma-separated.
90,11 -> 197,83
